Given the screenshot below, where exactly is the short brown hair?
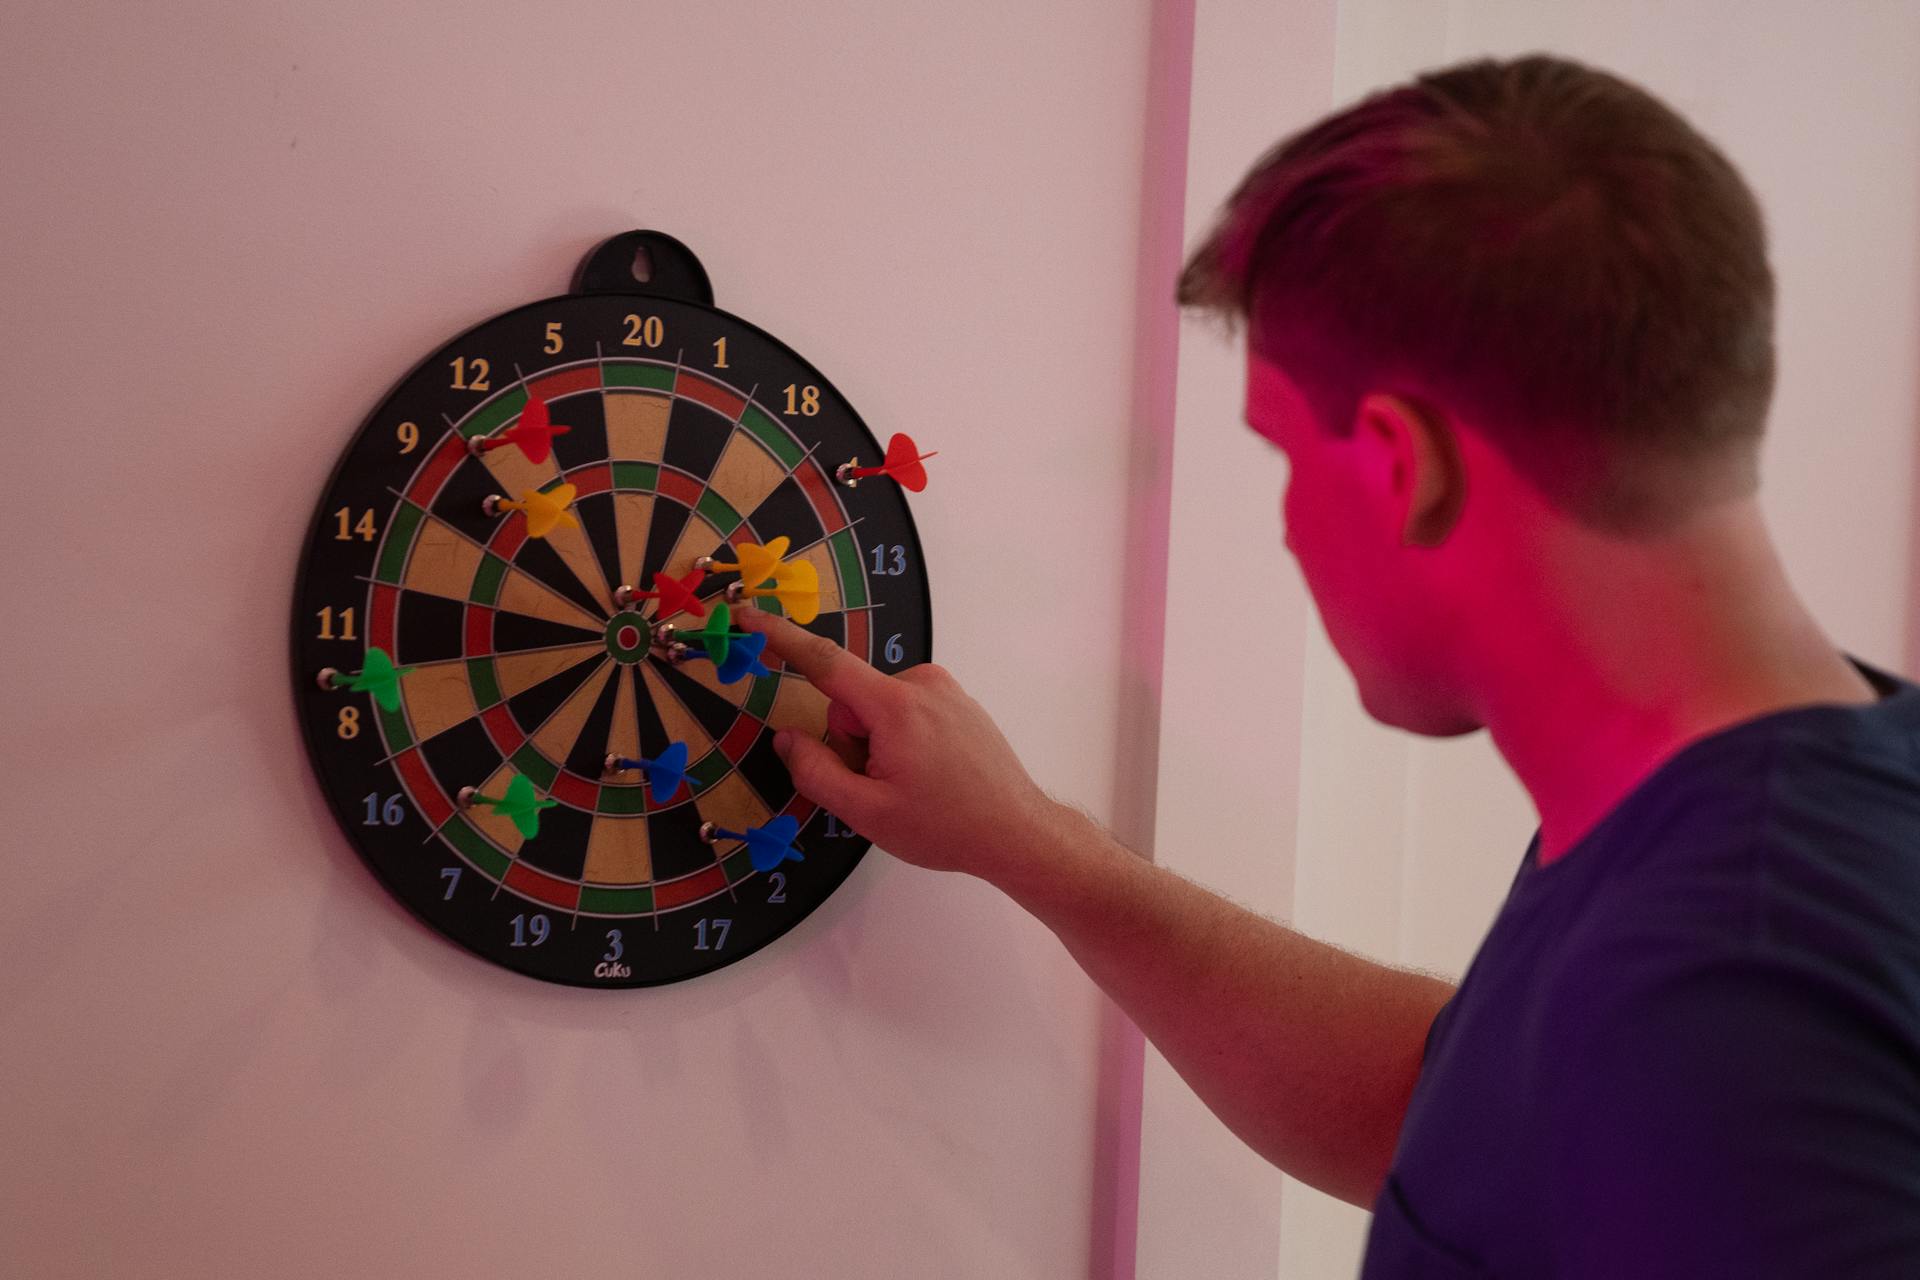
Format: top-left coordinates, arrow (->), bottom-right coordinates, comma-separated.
1180,54 -> 1775,534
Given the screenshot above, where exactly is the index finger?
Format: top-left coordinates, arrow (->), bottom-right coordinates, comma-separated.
734,608 -> 897,711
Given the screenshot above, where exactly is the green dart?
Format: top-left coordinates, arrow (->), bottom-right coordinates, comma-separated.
317,646 -> 416,713
458,774 -> 558,840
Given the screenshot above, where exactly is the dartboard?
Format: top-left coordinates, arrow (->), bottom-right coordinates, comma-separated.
292,231 -> 933,987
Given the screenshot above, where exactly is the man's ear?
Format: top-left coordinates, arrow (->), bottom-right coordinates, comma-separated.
1355,391 -> 1466,547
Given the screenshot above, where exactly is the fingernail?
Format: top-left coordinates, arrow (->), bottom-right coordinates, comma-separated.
772,730 -> 794,756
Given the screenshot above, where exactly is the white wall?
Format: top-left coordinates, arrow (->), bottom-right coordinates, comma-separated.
0,2 -> 1155,1275
6,2 -> 1916,1277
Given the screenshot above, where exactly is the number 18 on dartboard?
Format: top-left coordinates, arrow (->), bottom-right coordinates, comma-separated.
293,230 -> 936,987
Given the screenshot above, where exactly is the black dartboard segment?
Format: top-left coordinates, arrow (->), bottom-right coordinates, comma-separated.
291,232 -> 933,987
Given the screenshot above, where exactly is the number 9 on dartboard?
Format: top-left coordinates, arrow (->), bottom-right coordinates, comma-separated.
292,230 -> 935,987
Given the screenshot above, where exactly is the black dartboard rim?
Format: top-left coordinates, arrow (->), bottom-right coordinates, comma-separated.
290,241 -> 932,987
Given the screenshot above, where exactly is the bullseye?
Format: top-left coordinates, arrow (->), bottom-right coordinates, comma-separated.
603,611 -> 652,665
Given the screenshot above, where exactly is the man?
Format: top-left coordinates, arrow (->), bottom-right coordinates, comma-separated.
739,53 -> 1920,1275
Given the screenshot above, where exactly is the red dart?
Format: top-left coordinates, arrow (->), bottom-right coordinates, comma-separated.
623,568 -> 707,619
837,432 -> 938,492
475,394 -> 572,464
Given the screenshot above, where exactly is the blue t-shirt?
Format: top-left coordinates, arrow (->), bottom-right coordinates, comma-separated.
1362,656 -> 1920,1277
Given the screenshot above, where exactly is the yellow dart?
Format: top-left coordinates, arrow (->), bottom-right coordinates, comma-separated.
490,483 -> 580,538
704,536 -> 789,589
739,558 -> 820,624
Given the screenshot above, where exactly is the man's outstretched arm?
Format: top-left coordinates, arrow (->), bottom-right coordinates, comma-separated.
738,611 -> 1455,1208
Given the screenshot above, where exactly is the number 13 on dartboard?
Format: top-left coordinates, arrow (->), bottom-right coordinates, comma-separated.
293,230 -> 935,987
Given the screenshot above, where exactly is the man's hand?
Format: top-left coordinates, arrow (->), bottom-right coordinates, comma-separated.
738,607 -> 1452,1209
734,609 -> 1057,880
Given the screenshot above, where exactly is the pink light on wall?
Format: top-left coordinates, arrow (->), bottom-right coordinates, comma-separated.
1089,0 -> 1198,1277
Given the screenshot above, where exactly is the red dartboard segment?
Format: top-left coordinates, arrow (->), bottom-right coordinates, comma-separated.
529,365 -> 601,400
505,860 -> 582,911
407,434 -> 470,506
793,462 -> 847,534
549,771 -> 599,811
656,467 -> 704,509
393,748 -> 455,828
463,604 -> 494,655
654,863 -> 729,911
368,584 -> 401,653
715,716 -> 762,764
480,703 -> 524,756
487,516 -> 530,562
845,608 -> 870,664
568,463 -> 613,498
674,369 -> 746,420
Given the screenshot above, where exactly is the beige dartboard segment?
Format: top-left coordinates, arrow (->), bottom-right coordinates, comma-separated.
529,661 -> 615,762
398,659 -> 481,744
541,519 -> 616,613
707,430 -> 789,520
583,813 -> 652,885
494,643 -> 603,701
604,391 -> 670,461
639,662 -> 715,758
660,510 -> 728,586
611,492 -> 655,593
477,435 -> 560,504
603,666 -> 642,763
495,565 -> 604,634
693,769 -> 773,839
764,674 -> 830,739
401,514 -> 486,602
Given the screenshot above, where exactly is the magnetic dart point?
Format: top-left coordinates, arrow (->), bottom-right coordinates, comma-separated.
700,814 -> 805,873
484,482 -> 579,539
318,647 -> 416,713
457,774 -> 557,840
836,432 -> 938,492
726,558 -> 819,625
614,568 -> 707,619
604,741 -> 691,805
469,394 -> 572,464
698,536 -> 789,591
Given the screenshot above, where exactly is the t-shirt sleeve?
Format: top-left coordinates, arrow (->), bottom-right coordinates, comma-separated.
1539,931 -> 1920,1278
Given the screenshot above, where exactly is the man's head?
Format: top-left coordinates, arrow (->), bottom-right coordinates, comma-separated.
1180,54 -> 1778,733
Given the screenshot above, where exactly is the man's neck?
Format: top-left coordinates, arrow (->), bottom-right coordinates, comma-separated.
1473,500 -> 1878,868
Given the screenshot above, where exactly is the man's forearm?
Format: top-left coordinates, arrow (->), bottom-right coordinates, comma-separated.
988,801 -> 1455,1208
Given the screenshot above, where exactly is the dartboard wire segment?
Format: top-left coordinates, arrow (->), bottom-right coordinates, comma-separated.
294,252 -> 932,987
